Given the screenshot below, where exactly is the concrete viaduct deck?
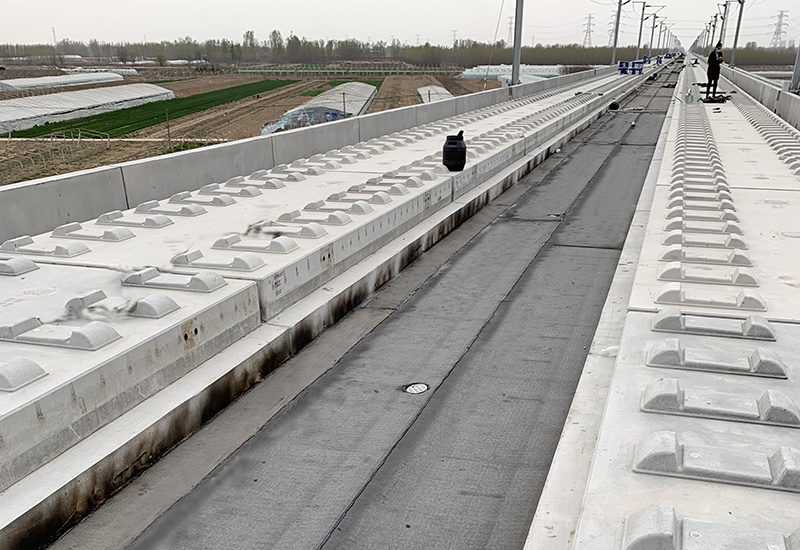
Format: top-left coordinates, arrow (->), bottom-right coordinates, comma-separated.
1,56 -> 798,549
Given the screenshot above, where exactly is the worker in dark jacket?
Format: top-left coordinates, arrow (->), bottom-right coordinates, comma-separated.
706,42 -> 723,98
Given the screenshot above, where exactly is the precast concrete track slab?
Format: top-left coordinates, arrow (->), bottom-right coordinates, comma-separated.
564,61 -> 800,549
50,75 -> 677,550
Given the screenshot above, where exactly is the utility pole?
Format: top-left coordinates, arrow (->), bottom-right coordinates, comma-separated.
657,19 -> 667,53
511,0 -> 524,85
730,0 -> 744,68
719,1 -> 731,46
507,16 -> 514,46
166,108 -> 171,151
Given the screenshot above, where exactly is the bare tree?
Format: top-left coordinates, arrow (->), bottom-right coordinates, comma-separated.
269,30 -> 283,61
115,46 -> 128,64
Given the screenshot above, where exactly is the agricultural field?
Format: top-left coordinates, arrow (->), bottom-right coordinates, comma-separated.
1,68 -> 496,186
12,79 -> 296,138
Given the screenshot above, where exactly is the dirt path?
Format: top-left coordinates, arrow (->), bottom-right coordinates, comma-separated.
137,80 -> 322,141
367,75 -> 443,113
436,76 -> 502,96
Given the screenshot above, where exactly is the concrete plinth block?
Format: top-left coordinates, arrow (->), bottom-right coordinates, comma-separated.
238,174 -> 285,189
211,234 -> 299,255
623,504 -> 797,550
131,294 -> 181,319
655,282 -> 765,310
122,267 -> 226,293
0,258 -> 38,276
641,378 -> 683,412
96,210 -> 173,228
0,357 -> 47,392
633,431 -> 681,473
51,222 -> 134,242
135,200 -> 206,217
199,183 -> 261,198
0,317 -> 121,351
171,250 -> 265,272
65,289 -> 130,316
278,210 -> 351,226
657,262 -> 758,287
622,505 -> 678,550
651,308 -> 775,340
759,391 -> 800,426
0,236 -> 89,258
646,337 -> 786,377
168,191 -> 235,207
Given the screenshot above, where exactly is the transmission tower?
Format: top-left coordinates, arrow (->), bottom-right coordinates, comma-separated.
507,17 -> 514,45
583,14 -> 595,47
769,10 -> 789,48
608,11 -> 617,47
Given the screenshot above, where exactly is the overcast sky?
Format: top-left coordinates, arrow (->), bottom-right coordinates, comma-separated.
3,0 -> 799,50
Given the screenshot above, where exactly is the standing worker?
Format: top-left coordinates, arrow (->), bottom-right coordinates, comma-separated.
706,42 -> 723,99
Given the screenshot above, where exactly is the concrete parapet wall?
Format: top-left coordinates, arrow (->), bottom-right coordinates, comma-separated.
415,99 -> 457,126
777,91 -> 800,130
0,167 -> 127,243
120,136 -> 275,207
358,106 -> 417,142
721,65 -> 800,130
271,118 -> 361,165
0,67 -> 621,246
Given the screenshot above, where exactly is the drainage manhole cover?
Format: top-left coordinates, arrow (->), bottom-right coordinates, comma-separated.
404,383 -> 429,394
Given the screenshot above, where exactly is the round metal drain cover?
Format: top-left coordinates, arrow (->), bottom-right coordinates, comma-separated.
404,383 -> 429,394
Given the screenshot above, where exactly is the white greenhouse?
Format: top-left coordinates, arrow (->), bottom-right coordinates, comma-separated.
0,73 -> 123,92
261,82 -> 376,135
62,67 -> 140,76
0,84 -> 175,133
417,85 -> 454,103
461,65 -> 568,79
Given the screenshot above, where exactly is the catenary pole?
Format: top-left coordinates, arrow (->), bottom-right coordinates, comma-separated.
791,42 -> 800,92
710,14 -> 718,48
612,0 -> 628,64
729,0 -> 744,67
512,0 -> 524,85
649,14 -> 658,58
719,1 -> 730,46
636,2 -> 647,60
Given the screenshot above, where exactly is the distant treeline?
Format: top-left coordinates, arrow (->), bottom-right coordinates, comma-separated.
0,32 -> 672,67
690,43 -> 798,65
1,32 -> 795,68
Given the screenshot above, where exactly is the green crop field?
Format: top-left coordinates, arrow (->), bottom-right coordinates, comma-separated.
13,79 -> 297,138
